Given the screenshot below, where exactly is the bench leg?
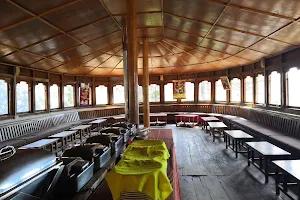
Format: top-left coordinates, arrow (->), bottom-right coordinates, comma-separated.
265,157 -> 269,183
275,168 -> 280,195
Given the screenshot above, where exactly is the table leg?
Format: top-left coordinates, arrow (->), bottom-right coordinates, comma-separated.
225,134 -> 228,149
297,181 -> 300,200
264,157 -> 269,183
259,156 -> 263,170
283,174 -> 288,193
275,168 -> 280,195
251,150 -> 254,164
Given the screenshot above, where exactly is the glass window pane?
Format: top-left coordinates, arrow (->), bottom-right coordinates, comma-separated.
113,85 -> 125,104
245,76 -> 253,103
64,85 -> 74,107
0,80 -> 8,115
287,67 -> 300,107
149,84 -> 160,102
35,83 -> 46,111
164,83 -> 176,102
230,78 -> 241,102
199,81 -> 211,101
138,85 -> 143,102
182,82 -> 194,101
269,71 -> 281,105
96,85 -> 108,105
17,81 -> 29,113
215,80 -> 226,102
50,84 -> 59,109
256,74 -> 265,104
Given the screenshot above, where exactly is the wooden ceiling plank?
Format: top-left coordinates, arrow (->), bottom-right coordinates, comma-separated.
161,0 -> 164,39
154,43 -> 172,68
207,0 -> 296,21
164,12 -> 294,46
159,41 -> 192,66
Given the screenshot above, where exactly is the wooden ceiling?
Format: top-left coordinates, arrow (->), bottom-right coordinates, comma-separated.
0,0 -> 299,76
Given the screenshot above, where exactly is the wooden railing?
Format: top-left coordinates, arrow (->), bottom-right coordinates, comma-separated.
1,104 -> 300,142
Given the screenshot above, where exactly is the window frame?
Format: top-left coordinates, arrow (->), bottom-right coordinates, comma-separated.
268,71 -> 281,106
215,79 -> 227,102
244,76 -> 254,103
95,85 -> 108,105
230,78 -> 241,103
113,85 -> 125,104
198,80 -> 211,102
16,80 -> 31,113
255,74 -> 265,105
63,84 -> 75,108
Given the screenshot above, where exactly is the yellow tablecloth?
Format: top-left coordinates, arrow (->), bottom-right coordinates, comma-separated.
106,140 -> 173,200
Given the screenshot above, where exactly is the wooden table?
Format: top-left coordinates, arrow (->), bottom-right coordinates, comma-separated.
207,122 -> 227,142
150,113 -> 167,126
175,114 -> 199,127
273,160 -> 300,200
224,130 -> 254,158
201,116 -> 220,131
70,124 -> 92,141
89,119 -> 107,131
246,141 -> 291,183
19,138 -> 60,155
49,130 -> 77,149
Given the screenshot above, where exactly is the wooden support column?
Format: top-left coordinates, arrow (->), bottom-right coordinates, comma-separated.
281,62 -> 286,108
31,71 -> 35,113
194,80 -> 199,102
11,66 -> 19,118
92,77 -> 96,106
60,75 -> 64,109
143,38 -> 150,128
108,83 -> 113,105
211,78 -> 215,103
264,68 -> 269,106
160,75 -> 164,104
75,76 -> 79,107
241,75 -> 245,104
126,0 -> 139,124
122,20 -> 129,118
46,72 -> 50,112
253,74 -> 256,104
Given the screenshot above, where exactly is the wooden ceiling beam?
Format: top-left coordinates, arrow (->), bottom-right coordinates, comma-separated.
98,0 -> 123,30
112,11 -> 162,17
164,12 -> 295,46
198,0 -> 231,47
159,41 -> 192,66
207,0 -> 296,21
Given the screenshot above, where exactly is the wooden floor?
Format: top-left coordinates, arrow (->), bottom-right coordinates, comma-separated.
161,125 -> 290,200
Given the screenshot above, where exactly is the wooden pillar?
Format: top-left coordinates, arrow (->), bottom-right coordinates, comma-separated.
126,0 -> 139,124
264,68 -> 269,106
75,76 -> 79,107
281,63 -> 286,108
211,78 -> 215,103
46,73 -> 50,112
241,76 -> 245,103
194,80 -> 199,103
11,66 -> 19,118
160,81 -> 164,104
108,83 -> 113,105
92,77 -> 96,106
143,38 -> 150,128
122,20 -> 129,118
253,74 -> 256,104
31,71 -> 35,112
60,75 -> 64,109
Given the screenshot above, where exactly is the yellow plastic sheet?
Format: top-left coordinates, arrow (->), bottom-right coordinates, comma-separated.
106,140 -> 173,200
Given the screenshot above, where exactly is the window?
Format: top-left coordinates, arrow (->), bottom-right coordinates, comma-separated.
138,85 -> 143,102
64,85 -> 74,107
182,82 -> 194,101
164,83 -> 176,102
244,76 -> 253,103
0,80 -> 8,115
199,81 -> 211,101
256,74 -> 265,104
215,80 -> 226,102
17,81 -> 29,113
50,84 -> 59,109
149,84 -> 160,102
230,78 -> 241,102
269,71 -> 281,105
35,83 -> 46,111
287,67 -> 300,107
113,85 -> 125,104
96,85 -> 108,105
